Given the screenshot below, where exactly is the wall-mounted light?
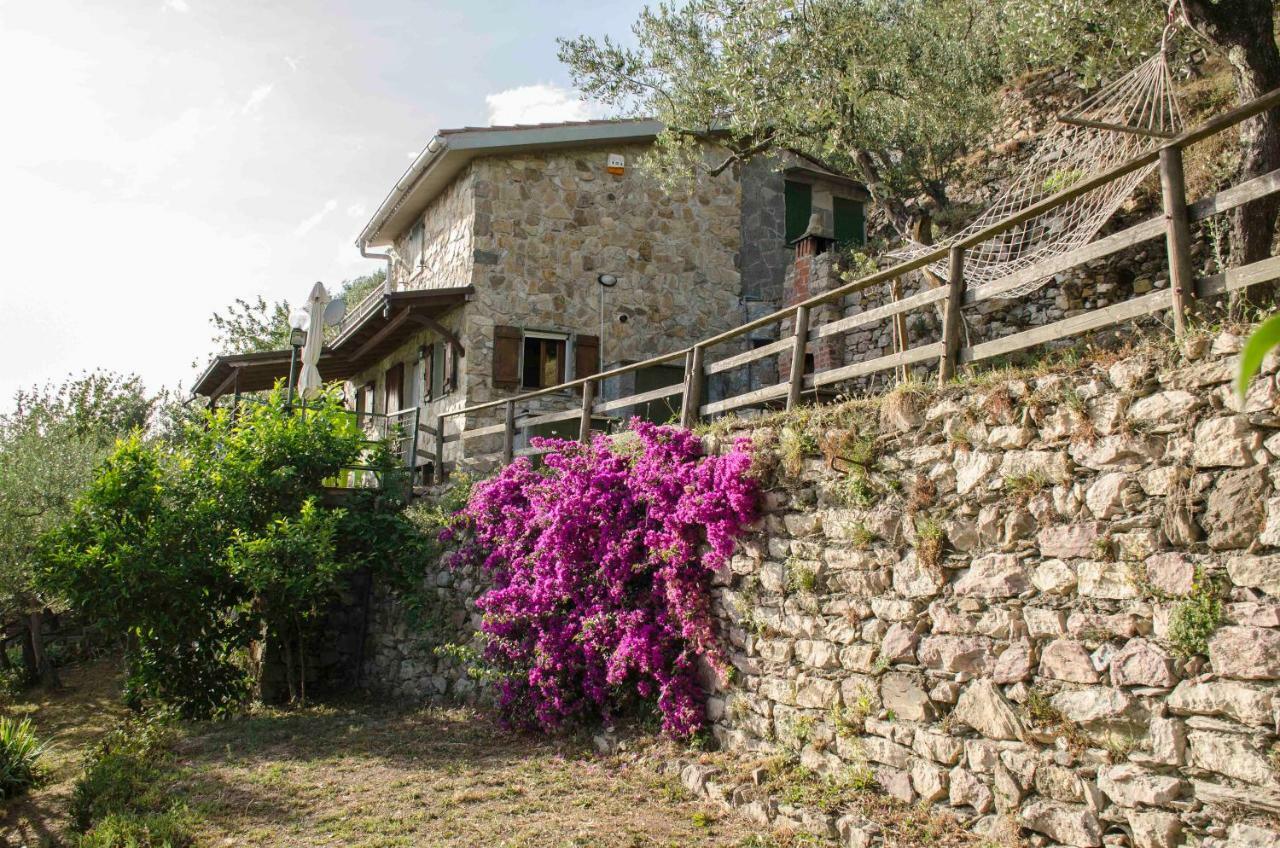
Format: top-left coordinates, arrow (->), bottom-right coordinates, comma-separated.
596,274 -> 620,372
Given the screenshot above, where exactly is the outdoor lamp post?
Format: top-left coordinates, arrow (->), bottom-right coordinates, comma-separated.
596,273 -> 618,372
285,308 -> 308,408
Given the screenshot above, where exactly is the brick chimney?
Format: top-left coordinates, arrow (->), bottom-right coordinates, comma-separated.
780,213 -> 844,385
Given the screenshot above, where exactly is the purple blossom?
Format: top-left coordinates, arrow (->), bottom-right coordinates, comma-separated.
449,420 -> 758,737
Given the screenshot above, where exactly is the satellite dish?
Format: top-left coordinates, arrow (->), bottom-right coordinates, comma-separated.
323,297 -> 347,327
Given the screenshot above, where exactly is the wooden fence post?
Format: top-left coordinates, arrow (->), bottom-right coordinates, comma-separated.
434,414 -> 446,484
679,345 -> 705,429
787,304 -> 810,411
579,378 -> 595,443
939,245 -> 967,385
1159,145 -> 1194,338
502,401 -> 515,465
890,276 -> 909,384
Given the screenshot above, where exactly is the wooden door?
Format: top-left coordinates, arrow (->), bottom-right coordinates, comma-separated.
384,363 -> 404,413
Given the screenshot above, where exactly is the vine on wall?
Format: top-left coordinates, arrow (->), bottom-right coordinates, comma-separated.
448,421 -> 759,737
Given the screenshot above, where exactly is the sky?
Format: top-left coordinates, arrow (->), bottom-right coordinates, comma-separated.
0,0 -> 646,406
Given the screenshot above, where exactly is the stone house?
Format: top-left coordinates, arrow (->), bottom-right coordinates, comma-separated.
194,118 -> 867,474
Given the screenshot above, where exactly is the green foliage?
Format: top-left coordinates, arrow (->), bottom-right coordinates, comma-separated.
1168,569 -> 1226,658
0,715 -> 46,801
71,717 -> 189,845
786,559 -> 818,594
40,388 -> 435,717
1237,312 -> 1280,398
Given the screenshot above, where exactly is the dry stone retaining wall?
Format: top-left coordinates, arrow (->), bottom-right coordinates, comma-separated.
356,330 -> 1280,848
703,332 -> 1280,848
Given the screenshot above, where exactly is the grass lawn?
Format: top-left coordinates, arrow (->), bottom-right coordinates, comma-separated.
1,660 -> 774,847
2,658 -> 132,846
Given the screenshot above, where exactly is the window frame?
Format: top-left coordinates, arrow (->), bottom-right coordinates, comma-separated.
520,330 -> 569,391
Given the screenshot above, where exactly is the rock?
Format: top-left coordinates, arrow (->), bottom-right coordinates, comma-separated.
918,635 -> 995,675
1035,762 -> 1086,803
1148,715 -> 1186,766
794,675 -> 840,708
1071,434 -> 1164,470
1202,467 -> 1268,550
1110,639 -> 1176,688
992,761 -> 1023,812
949,766 -> 994,813
1227,554 -> 1280,595
911,759 -> 948,803
836,816 -> 879,848
1085,472 -> 1131,519
1097,763 -> 1185,807
1208,626 -> 1280,679
1167,679 -> 1275,727
1040,640 -> 1100,683
1128,390 -> 1199,430
1050,687 -> 1140,725
875,766 -> 915,803
913,729 -> 963,765
1227,823 -> 1280,848
1193,416 -> 1261,467
795,639 -> 841,670
989,425 -> 1034,449
1001,450 -> 1073,483
880,672 -> 934,721
1039,523 -> 1103,559
1020,800 -> 1102,847
1128,810 -> 1182,848
955,450 -> 999,496
681,763 -> 720,796
893,553 -> 945,599
954,554 -> 1031,598
878,622 -> 920,665
1078,560 -> 1139,599
1032,559 -> 1077,595
1188,730 -> 1277,785
1145,552 -> 1194,596
784,511 -> 823,536
954,679 -> 1023,741
1024,607 -> 1067,638
1109,358 -> 1151,391
993,641 -> 1034,684
1260,497 -> 1280,547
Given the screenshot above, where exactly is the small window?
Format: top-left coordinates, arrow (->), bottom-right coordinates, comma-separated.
522,333 -> 567,389
784,180 -> 813,244
833,196 -> 865,247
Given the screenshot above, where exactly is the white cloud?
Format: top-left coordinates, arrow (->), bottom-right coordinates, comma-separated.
293,198 -> 338,237
163,0 -> 190,12
484,83 -> 602,126
284,56 -> 300,72
346,202 -> 367,218
240,82 -> 275,115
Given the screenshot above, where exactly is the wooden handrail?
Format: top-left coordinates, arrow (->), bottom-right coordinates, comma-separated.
435,85 -> 1280,458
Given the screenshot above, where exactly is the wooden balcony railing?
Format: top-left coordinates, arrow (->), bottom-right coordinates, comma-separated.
428,86 -> 1280,481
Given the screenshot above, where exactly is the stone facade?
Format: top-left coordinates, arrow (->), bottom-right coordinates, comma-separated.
355,330 -> 1280,848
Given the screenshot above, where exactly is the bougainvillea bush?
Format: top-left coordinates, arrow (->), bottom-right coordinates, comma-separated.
449,420 -> 758,737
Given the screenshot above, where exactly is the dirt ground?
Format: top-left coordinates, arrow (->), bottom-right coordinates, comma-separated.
2,661 -> 780,847
1,659 -> 130,847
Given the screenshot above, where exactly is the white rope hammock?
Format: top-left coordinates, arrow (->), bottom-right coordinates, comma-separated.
898,45 -> 1184,299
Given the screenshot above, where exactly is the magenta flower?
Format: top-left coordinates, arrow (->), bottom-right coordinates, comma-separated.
449,420 -> 757,737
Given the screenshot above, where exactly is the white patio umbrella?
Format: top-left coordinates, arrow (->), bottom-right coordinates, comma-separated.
297,281 -> 330,400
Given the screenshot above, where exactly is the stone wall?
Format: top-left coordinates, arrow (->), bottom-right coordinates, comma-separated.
393,164 -> 476,291
702,333 -> 1280,848
353,330 -> 1280,848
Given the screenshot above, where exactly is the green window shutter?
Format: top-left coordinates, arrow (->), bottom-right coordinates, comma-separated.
784,180 -> 812,244
833,196 -> 865,247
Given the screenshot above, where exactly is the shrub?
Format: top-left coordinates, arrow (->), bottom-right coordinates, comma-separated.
0,715 -> 46,801
1168,569 -> 1226,658
450,420 -> 758,737
77,811 -> 193,848
70,719 -> 177,834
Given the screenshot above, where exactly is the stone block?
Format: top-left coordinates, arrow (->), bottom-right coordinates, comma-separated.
1202,467 -> 1268,550
1227,554 -> 1280,595
1040,639 -> 1100,683
954,679 -> 1022,741
1188,729 -> 1276,784
1077,560 -> 1139,599
918,635 -> 995,675
1145,552 -> 1194,596
1167,678 -> 1275,727
1020,800 -> 1102,848
1038,522 -> 1103,559
1128,810 -> 1182,848
1193,416 -> 1261,467
1110,638 -> 1176,688
949,766 -> 993,813
1050,687 -> 1141,725
1208,625 -> 1280,679
880,671 -> 933,722
957,554 -> 1032,600
1097,763 -> 1186,807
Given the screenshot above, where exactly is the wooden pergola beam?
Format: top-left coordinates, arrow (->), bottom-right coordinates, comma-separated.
406,311 -> 466,356
350,308 -> 414,362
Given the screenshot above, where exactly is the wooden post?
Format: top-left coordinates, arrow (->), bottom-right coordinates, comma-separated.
434,415 -> 446,484
786,304 -> 810,411
502,401 -> 515,465
938,245 -> 966,385
579,378 -> 595,443
679,345 -> 705,429
890,276 -> 910,383
1159,145 -> 1194,338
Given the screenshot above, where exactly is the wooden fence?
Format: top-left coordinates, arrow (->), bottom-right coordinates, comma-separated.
427,87 -> 1280,479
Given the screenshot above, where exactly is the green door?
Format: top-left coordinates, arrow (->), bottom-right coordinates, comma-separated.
784,180 -> 813,244
833,196 -> 865,247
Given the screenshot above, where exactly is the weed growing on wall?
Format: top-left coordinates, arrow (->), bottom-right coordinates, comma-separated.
448,420 -> 758,737
1167,569 -> 1227,658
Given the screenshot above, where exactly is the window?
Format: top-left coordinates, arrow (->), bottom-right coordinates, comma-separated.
522,332 -> 566,389
355,381 -> 374,417
384,363 -> 405,413
784,180 -> 813,243
833,196 -> 865,248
